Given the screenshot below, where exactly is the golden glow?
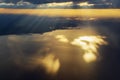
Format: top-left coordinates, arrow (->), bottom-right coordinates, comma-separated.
71,36 -> 107,63
56,35 -> 69,43
77,2 -> 94,7
37,2 -> 73,8
0,9 -> 120,18
36,54 -> 60,74
83,53 -> 97,63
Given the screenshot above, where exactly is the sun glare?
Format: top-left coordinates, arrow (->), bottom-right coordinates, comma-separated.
56,35 -> 69,43
35,54 -> 60,75
77,2 -> 94,7
83,53 -> 97,63
71,36 -> 107,63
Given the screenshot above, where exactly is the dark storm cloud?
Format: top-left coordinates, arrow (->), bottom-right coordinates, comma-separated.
0,13 -> 120,35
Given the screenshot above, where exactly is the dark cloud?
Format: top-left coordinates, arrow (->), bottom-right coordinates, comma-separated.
0,0 -> 120,5
0,0 -> 120,8
0,13 -> 120,35
1,0 -> 85,4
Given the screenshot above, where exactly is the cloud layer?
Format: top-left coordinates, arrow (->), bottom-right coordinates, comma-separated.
0,24 -> 120,80
0,27 -> 107,80
0,0 -> 119,8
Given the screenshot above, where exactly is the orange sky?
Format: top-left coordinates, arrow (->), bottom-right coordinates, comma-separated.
0,8 -> 120,18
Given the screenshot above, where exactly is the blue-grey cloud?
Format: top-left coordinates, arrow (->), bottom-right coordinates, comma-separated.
0,0 -> 120,8
0,0 -> 119,5
0,1 -> 116,8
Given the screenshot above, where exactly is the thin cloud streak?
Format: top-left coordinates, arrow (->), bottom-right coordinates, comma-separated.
0,9 -> 120,18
